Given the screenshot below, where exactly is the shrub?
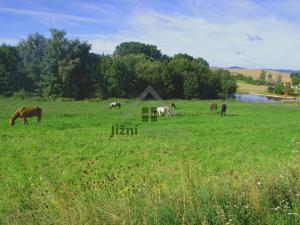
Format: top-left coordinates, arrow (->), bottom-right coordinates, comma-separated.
273,82 -> 285,94
267,86 -> 274,93
1,91 -> 12,97
86,98 -> 101,102
56,97 -> 75,102
12,89 -> 31,99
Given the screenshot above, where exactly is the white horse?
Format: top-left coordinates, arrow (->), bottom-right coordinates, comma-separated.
156,106 -> 171,117
109,102 -> 121,110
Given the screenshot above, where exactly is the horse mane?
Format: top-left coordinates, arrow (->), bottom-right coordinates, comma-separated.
10,108 -> 23,123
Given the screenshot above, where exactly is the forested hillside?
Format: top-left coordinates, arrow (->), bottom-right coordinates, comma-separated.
0,29 -> 236,99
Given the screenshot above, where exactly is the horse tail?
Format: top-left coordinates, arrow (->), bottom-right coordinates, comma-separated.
36,107 -> 42,123
38,107 -> 42,116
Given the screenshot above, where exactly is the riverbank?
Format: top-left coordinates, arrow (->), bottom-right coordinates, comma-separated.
236,81 -> 300,102
247,92 -> 297,100
234,92 -> 300,103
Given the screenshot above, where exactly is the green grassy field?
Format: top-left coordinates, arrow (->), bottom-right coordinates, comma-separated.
1,98 -> 300,224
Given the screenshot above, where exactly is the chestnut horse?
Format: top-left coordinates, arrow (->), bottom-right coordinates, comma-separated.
9,107 -> 42,126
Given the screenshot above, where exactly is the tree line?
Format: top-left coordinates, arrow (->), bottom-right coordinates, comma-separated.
290,73 -> 300,87
0,29 -> 237,99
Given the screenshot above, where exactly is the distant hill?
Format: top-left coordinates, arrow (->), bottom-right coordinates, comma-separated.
213,66 -> 299,82
226,66 -> 300,74
263,69 -> 300,74
228,66 -> 246,69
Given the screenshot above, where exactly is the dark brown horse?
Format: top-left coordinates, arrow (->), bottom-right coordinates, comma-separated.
221,104 -> 227,116
9,107 -> 42,126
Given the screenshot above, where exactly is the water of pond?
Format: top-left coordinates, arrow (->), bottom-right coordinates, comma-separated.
232,93 -> 299,103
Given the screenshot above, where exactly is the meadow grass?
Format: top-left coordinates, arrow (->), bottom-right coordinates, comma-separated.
0,98 -> 300,224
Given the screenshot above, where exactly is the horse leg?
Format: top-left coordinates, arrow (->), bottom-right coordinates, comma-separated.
23,117 -> 28,125
37,115 -> 41,125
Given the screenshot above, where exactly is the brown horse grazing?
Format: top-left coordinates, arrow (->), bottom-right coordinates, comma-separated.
210,103 -> 218,112
221,104 -> 227,116
9,107 -> 42,126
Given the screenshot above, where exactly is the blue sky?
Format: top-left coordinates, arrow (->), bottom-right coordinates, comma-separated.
1,0 -> 300,69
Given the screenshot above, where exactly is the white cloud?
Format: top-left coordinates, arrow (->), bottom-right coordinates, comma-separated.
75,2 -> 120,18
0,38 -> 19,45
69,32 -> 135,55
88,36 -> 124,55
1,0 -> 300,69
0,7 -> 105,24
85,3 -> 300,69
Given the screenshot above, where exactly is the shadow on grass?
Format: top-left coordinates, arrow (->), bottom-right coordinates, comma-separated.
173,113 -> 184,118
223,114 -> 239,117
48,123 -> 82,130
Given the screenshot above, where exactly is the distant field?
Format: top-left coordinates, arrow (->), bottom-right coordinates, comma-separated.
237,81 -> 268,94
228,68 -> 291,82
1,98 -> 300,224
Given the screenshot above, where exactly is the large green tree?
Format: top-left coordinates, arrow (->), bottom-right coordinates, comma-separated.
0,30 -> 237,99
290,72 -> 300,87
18,33 -> 47,91
0,44 -> 28,95
114,42 -> 162,59
213,69 -> 237,97
40,29 -> 91,99
167,54 -> 213,99
0,63 -> 11,95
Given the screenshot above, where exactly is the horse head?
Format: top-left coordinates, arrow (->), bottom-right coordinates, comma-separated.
9,118 -> 15,127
